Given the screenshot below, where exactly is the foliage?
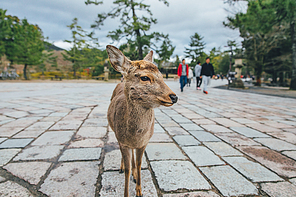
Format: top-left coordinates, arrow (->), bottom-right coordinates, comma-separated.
184,33 -> 206,67
86,0 -> 174,61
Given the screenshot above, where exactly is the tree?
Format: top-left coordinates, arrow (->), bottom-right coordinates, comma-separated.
155,35 -> 175,68
86,0 -> 172,60
13,19 -> 44,80
184,33 -> 206,67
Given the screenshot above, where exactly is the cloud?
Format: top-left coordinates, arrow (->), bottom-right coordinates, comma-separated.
2,0 -> 245,60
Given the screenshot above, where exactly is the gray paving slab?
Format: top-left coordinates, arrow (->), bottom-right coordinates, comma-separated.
4,161 -> 52,185
40,161 -> 99,197
0,176 -> 5,182
104,149 -> 148,171
182,146 -> 224,166
215,132 -> 260,146
154,123 -> 166,133
0,127 -> 23,137
31,130 -> 75,146
100,170 -> 157,196
145,143 -> 186,161
230,127 -> 270,138
0,181 -> 33,197
180,123 -> 203,131
203,141 -> 243,156
254,137 -> 296,151
261,182 -> 296,197
200,165 -> 258,197
150,160 -> 211,191
0,137 -> 7,143
162,191 -> 220,197
282,151 -> 296,160
14,145 -> 64,161
149,133 -> 173,142
0,138 -> 33,148
69,138 -> 104,148
0,149 -> 21,166
268,131 -> 296,144
223,157 -> 283,182
201,124 -> 233,133
49,120 -> 82,130
192,118 -> 216,125
189,130 -> 221,142
76,126 -> 107,138
173,135 -> 200,146
211,118 -> 243,127
59,147 -> 102,161
83,118 -> 108,127
164,126 -> 188,136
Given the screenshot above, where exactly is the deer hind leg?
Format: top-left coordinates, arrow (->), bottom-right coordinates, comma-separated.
120,146 -> 132,197
132,149 -> 137,183
135,146 -> 146,197
120,157 -> 124,173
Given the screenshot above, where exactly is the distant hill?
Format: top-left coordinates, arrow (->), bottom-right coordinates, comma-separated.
44,43 -> 65,51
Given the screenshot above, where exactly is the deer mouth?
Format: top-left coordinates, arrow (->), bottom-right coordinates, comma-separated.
157,97 -> 173,106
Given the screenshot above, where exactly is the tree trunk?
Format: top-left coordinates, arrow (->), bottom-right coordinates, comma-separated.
290,20 -> 296,90
131,0 -> 143,60
23,64 -> 28,80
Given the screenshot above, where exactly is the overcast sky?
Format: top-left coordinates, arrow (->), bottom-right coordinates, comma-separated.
1,0 -> 246,59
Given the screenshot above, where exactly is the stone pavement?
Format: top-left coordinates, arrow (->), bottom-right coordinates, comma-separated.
0,80 -> 296,197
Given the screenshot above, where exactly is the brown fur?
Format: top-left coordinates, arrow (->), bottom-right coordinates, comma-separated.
106,45 -> 177,197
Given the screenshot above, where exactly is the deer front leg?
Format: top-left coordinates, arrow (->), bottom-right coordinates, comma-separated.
132,149 -> 137,183
120,157 -> 124,173
135,146 -> 146,197
120,146 -> 132,197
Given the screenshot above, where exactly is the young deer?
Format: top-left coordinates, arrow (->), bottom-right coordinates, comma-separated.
106,45 -> 178,197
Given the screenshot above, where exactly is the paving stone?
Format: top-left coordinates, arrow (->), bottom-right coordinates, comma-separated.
204,142 -> 243,156
268,131 -> 296,144
173,135 -> 200,146
59,147 -> 102,161
0,149 -> 21,166
211,118 -> 243,127
246,123 -> 281,133
145,143 -> 186,161
215,132 -> 260,146
69,138 -> 104,148
182,146 -> 224,166
150,160 -> 211,191
13,129 -> 45,138
231,118 -> 258,124
180,123 -> 203,131
165,126 -> 188,136
200,165 -> 258,197
154,124 -> 165,133
0,181 -> 33,197
0,138 -> 33,148
25,121 -> 55,131
282,151 -> 296,160
41,116 -> 61,122
223,157 -> 283,182
189,131 -> 221,142
40,161 -> 99,197
254,138 -> 296,151
261,182 -> 296,197
76,126 -> 107,138
104,149 -> 148,170
0,176 -> 5,182
149,133 -> 173,142
239,146 -> 296,177
107,132 -> 118,144
0,138 -> 7,143
0,127 -> 23,137
100,170 -> 157,196
230,126 -> 270,138
83,118 -> 108,127
192,118 -> 216,125
14,145 -> 64,161
4,161 -> 52,185
162,191 -> 220,197
290,178 -> 296,186
31,131 -> 75,146
201,125 -> 233,133
171,116 -> 192,124
49,120 -> 82,130
284,128 -> 296,134
160,121 -> 180,127
4,111 -> 29,118
0,119 -> 35,128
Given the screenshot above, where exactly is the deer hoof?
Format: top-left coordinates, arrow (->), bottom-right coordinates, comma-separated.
133,178 -> 137,183
136,196 -> 143,197
119,169 -> 124,173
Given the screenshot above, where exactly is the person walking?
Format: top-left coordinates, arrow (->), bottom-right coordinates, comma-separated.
187,67 -> 193,87
200,57 -> 215,94
195,61 -> 202,90
177,59 -> 189,92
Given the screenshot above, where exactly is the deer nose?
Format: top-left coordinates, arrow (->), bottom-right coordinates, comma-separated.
169,94 -> 178,103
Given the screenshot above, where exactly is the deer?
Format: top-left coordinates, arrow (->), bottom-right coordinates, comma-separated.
106,45 -> 178,197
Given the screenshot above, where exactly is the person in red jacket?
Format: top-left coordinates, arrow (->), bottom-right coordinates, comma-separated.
177,59 -> 189,92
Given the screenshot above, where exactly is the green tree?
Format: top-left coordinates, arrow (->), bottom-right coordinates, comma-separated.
184,33 -> 206,67
86,0 -> 171,60
155,35 -> 175,68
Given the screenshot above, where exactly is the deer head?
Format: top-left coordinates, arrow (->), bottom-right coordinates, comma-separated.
106,45 -> 177,108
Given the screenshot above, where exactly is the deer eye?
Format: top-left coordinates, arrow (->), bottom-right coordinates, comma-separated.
140,76 -> 150,82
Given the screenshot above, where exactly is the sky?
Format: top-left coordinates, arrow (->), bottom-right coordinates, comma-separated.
1,0 -> 247,60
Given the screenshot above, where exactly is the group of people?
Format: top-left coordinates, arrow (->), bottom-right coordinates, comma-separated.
177,57 -> 215,94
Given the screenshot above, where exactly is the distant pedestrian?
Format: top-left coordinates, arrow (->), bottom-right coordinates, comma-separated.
177,59 -> 189,92
187,67 -> 193,87
195,61 -> 202,90
201,57 -> 215,94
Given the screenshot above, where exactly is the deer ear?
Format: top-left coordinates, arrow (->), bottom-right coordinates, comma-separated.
143,51 -> 153,62
106,45 -> 131,74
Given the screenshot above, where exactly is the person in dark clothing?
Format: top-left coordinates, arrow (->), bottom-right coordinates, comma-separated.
200,57 -> 215,94
177,59 -> 188,92
194,61 -> 202,90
